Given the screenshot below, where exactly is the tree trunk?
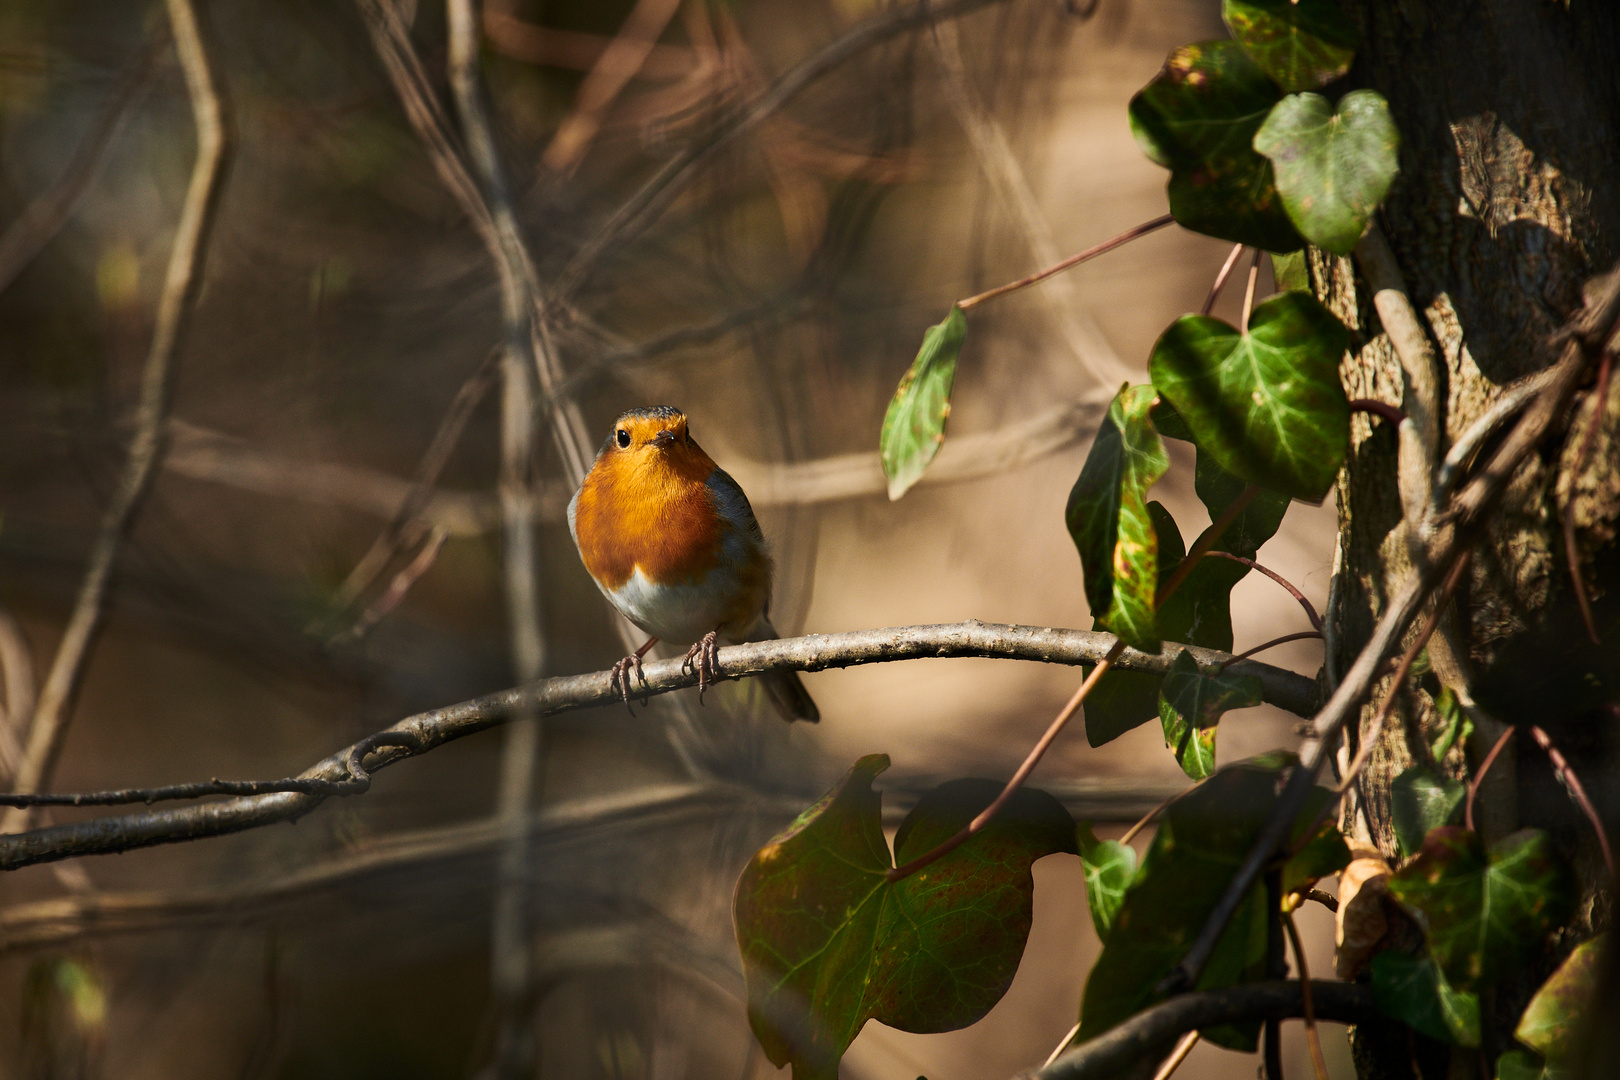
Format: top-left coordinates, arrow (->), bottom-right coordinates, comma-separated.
1315,3 -> 1620,1077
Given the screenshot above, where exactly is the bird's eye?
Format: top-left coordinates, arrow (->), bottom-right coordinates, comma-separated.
616,429 -> 631,448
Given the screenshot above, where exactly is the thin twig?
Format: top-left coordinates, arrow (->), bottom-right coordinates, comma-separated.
1465,725 -> 1516,834
1217,631 -> 1323,671
555,0 -> 1015,298
1029,981 -> 1376,1080
1204,551 -> 1322,630
1150,1031 -> 1199,1080
1282,911 -> 1331,1080
0,33 -> 168,295
885,642 -> 1125,881
1202,244 -> 1245,317
1239,247 -> 1261,328
1302,889 -> 1338,913
956,214 -> 1176,311
1527,725 -> 1615,878
1041,1022 -> 1082,1070
1120,789 -> 1183,847
0,621 -> 1317,870
0,607 -> 36,779
335,527 -> 450,642
0,0 -> 229,835
324,347 -> 501,624
1432,366 -> 1559,508
1562,351 -> 1611,645
540,0 -> 684,174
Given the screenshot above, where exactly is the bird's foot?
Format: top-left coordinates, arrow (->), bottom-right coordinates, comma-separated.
680,631 -> 722,702
610,651 -> 648,706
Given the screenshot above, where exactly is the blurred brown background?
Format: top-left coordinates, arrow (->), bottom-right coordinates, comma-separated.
0,0 -> 1344,1076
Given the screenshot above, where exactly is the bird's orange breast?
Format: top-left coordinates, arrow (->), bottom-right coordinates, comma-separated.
572,442 -> 725,591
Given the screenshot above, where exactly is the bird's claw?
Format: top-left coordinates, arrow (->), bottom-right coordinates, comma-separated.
610,651 -> 648,707
680,631 -> 722,702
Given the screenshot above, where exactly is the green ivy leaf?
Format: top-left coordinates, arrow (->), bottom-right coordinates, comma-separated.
882,306 -> 966,500
1429,686 -> 1474,762
1084,503 -> 1183,747
734,755 -> 1077,1080
1370,951 -> 1481,1046
1270,250 -> 1309,292
1282,800 -> 1351,897
1128,41 -> 1304,252
1077,822 -> 1138,943
1065,385 -> 1169,651
1390,767 -> 1465,857
1253,90 -> 1400,255
1386,827 -> 1575,993
1077,757 -> 1321,1049
1149,291 -> 1350,502
1157,649 -> 1262,779
1222,0 -> 1358,93
1516,935 -> 1605,1064
1495,1049 -> 1549,1080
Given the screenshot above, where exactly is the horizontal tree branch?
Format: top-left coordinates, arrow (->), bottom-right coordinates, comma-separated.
0,621 -> 1317,870
1026,981 -> 1377,1080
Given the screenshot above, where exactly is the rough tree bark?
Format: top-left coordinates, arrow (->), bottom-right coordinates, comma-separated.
1319,3 -> 1619,1077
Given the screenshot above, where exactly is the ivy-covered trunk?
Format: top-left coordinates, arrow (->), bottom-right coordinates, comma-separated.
1319,4 -> 1620,1076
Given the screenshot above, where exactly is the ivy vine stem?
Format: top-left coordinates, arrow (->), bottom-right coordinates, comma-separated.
1201,243 -> 1246,316
1282,910 -> 1331,1080
956,213 -> 1175,311
1527,724 -> 1615,878
1203,551 -> 1322,629
1465,724 -> 1517,833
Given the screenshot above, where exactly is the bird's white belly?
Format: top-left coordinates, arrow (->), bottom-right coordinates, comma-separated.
601,566 -> 743,644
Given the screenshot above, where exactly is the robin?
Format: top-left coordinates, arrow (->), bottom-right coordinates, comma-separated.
568,406 -> 820,723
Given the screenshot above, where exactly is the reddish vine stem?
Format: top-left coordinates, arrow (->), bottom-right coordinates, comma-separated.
1347,398 -> 1406,427
1204,551 -> 1322,630
1562,350 -> 1611,645
1217,631 -> 1323,672
887,486 -> 1263,883
1527,725 -> 1615,878
1282,911 -> 1331,1080
1202,244 -> 1245,316
1150,1031 -> 1200,1080
1121,790 -> 1182,846
1464,725 -> 1517,834
1239,247 -> 1262,328
956,213 -> 1176,311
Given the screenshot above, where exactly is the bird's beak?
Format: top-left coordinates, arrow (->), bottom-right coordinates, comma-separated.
652,429 -> 677,448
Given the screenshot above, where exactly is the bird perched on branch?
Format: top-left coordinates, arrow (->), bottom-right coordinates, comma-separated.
568,406 -> 819,723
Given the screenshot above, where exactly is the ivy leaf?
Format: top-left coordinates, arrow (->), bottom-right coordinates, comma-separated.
1385,827 -> 1575,993
1157,649 -> 1263,779
734,755 -> 1077,1080
1077,822 -> 1138,943
882,306 -> 966,500
1129,41 -> 1304,252
1065,385 -> 1169,651
1516,935 -> 1605,1064
1254,90 -> 1401,255
1495,1049 -> 1548,1080
1282,797 -> 1351,897
1429,687 -> 1474,762
1370,951 -> 1481,1046
1390,767 -> 1465,857
1271,250 -> 1309,292
1077,757 -> 1317,1049
1193,448 -> 1291,559
1149,291 -> 1350,502
1222,0 -> 1358,93
1084,503 -> 1183,747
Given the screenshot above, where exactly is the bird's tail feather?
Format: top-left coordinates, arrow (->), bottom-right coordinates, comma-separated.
749,618 -> 819,724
